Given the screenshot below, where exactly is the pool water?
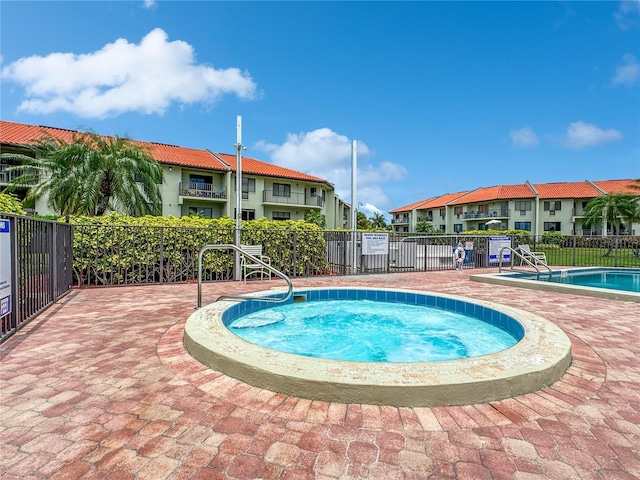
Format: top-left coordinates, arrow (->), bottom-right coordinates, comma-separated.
229,299 -> 518,362
543,269 -> 640,293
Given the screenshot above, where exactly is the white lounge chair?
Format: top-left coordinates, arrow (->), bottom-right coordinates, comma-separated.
241,245 -> 271,282
517,244 -> 547,265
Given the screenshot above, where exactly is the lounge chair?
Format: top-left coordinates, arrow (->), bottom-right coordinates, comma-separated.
517,244 -> 547,265
241,245 -> 271,282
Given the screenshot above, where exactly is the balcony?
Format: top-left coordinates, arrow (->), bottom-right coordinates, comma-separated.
179,182 -> 227,200
462,210 -> 509,219
0,164 -> 34,186
392,217 -> 410,224
262,190 -> 324,208
416,215 -> 433,222
572,207 -> 586,217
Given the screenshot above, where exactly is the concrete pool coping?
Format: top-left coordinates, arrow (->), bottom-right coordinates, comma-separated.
183,287 -> 572,407
470,267 -> 640,303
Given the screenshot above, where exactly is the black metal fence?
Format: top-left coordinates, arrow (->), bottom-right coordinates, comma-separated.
529,234 -> 640,268
0,214 -> 73,342
2,222 -> 637,340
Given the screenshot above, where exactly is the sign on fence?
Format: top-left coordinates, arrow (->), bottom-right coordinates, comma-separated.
362,233 -> 389,255
0,219 -> 11,316
488,236 -> 511,264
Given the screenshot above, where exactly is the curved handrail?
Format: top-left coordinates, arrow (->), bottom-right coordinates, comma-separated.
498,246 -> 552,280
197,244 -> 293,308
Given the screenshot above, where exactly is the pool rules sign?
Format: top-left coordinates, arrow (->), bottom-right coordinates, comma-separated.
0,219 -> 11,316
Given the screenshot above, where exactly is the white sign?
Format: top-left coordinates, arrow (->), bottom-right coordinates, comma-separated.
488,236 -> 511,264
0,220 -> 11,316
362,233 -> 389,255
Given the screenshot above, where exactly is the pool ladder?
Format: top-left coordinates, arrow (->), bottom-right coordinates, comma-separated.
498,246 -> 553,280
197,244 -> 293,309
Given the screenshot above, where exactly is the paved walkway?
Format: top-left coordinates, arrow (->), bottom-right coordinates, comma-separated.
1,270 -> 638,479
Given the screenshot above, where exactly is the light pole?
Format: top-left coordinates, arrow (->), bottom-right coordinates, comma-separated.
234,116 -> 246,281
351,140 -> 357,274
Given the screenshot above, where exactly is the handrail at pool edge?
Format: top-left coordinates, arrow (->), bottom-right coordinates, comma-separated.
498,246 -> 552,280
197,244 -> 293,308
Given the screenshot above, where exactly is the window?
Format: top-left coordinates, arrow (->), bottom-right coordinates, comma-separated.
272,211 -> 291,221
514,222 -> 531,231
478,204 -> 489,214
190,174 -> 212,185
273,183 -> 291,197
544,222 -> 561,232
439,208 -> 446,217
454,206 -> 463,215
544,201 -> 562,211
309,187 -> 317,197
514,201 -> 531,211
188,207 -> 212,218
439,225 -> 446,231
453,224 -> 463,233
234,208 -> 256,220
235,177 -> 256,200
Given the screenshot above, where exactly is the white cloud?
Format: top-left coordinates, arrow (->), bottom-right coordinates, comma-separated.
1,28 -> 258,118
561,121 -> 623,149
612,54 -> 640,87
614,0 -> 640,30
255,128 -> 407,212
143,0 -> 157,9
510,127 -> 539,147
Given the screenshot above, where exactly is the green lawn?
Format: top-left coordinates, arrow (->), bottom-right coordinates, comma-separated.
542,247 -> 640,268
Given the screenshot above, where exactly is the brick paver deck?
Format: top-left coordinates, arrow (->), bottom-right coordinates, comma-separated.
1,269 -> 638,479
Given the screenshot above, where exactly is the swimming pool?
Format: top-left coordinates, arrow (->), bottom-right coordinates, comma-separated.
472,267 -> 640,302
184,287 -> 571,406
229,299 -> 519,362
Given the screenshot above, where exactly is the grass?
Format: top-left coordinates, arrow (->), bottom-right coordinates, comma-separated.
542,247 -> 640,268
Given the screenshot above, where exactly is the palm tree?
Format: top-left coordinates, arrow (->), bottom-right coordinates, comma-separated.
356,211 -> 372,230
82,132 -> 163,216
369,211 -> 387,230
2,132 -> 163,216
304,210 -> 326,228
2,134 -> 92,215
583,194 -> 637,236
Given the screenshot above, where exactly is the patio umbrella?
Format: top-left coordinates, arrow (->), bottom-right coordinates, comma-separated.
485,219 -> 502,225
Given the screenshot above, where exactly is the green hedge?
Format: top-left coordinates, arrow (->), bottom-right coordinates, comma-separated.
67,213 -> 330,285
0,193 -> 26,215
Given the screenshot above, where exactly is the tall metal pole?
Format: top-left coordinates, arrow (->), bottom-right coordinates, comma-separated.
234,115 -> 244,280
351,140 -> 357,274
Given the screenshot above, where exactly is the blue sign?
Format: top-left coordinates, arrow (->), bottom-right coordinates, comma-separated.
0,220 -> 12,316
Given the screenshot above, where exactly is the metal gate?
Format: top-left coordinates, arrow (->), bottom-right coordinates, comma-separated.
0,214 -> 73,343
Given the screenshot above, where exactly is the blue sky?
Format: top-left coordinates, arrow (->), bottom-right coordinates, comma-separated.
1,1 -> 639,217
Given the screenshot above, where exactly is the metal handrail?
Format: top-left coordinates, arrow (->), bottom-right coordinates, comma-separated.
197,244 -> 293,308
498,246 -> 552,280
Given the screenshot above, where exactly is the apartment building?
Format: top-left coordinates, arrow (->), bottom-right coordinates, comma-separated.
390,180 -> 639,236
0,121 -> 351,228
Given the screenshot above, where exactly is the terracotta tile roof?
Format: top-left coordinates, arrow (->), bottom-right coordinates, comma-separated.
591,179 -> 640,195
390,191 -> 470,213
214,153 -> 330,185
1,120 -> 80,144
389,197 -> 437,214
532,181 -> 601,199
0,120 -> 330,185
0,120 -> 228,171
449,184 -> 535,205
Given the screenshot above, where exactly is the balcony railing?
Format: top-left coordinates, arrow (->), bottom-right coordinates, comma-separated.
392,218 -> 410,224
262,190 -> 324,208
0,164 -> 34,186
572,207 -> 586,217
462,210 -> 509,219
416,216 -> 433,222
179,182 -> 226,200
